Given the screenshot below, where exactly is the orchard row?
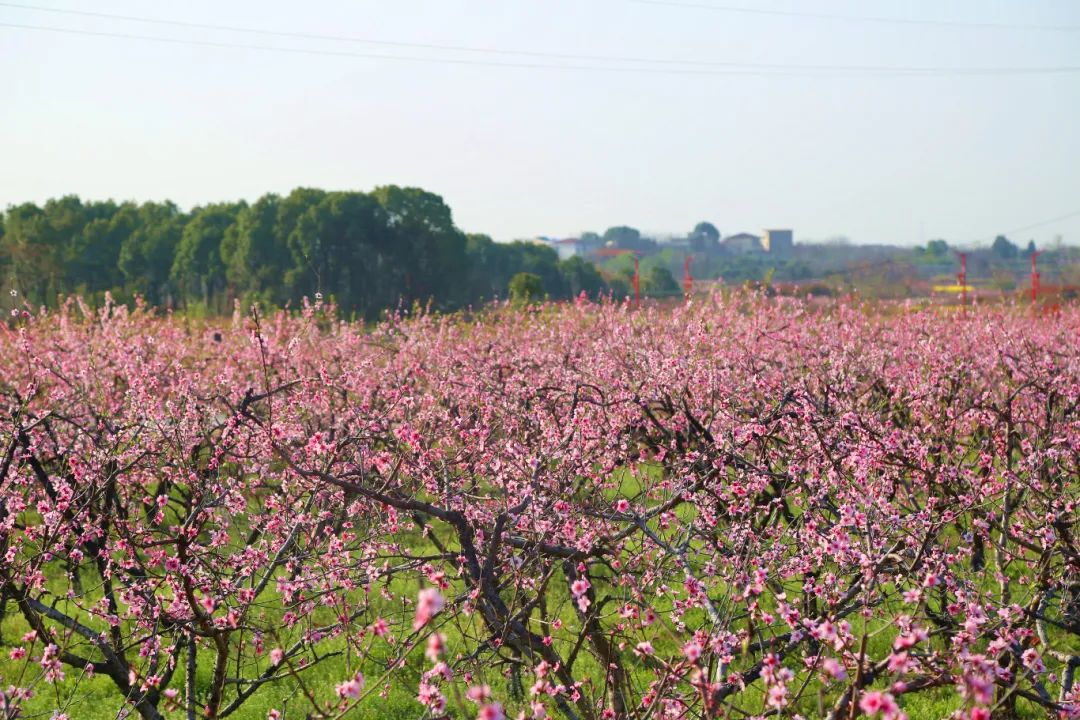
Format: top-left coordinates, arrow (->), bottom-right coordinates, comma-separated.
1,294 -> 1078,720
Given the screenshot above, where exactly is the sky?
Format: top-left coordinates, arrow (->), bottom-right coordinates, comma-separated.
2,0 -> 1079,247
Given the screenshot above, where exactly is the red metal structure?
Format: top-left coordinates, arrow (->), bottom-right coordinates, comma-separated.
1030,250 -> 1042,304
683,255 -> 694,299
956,252 -> 968,307
632,256 -> 641,309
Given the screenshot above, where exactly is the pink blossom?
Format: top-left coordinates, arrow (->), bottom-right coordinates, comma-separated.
767,684 -> 788,709
414,588 -> 444,630
335,671 -> 365,700
4,291 -> 1080,719
425,633 -> 446,662
417,681 -> 446,713
822,657 -> 847,680
859,691 -> 887,715
1022,648 -> 1045,673
887,652 -> 910,673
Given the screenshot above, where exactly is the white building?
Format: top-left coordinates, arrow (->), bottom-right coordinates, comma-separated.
722,232 -> 764,255
549,238 -> 584,260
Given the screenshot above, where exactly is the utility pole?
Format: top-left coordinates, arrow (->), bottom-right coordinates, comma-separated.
632,256 -> 641,310
956,252 -> 968,308
1030,250 -> 1042,305
683,255 -> 694,300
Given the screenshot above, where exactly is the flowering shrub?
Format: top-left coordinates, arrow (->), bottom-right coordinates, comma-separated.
0,294 -> 1079,719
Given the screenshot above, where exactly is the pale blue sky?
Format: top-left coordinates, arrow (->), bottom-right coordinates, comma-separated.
2,0 -> 1079,246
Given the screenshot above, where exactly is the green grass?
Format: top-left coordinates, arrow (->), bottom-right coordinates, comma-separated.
1,465 -> 1069,719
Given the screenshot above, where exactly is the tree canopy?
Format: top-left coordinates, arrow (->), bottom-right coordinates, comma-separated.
992,234 -> 1019,259
0,187 -> 617,317
689,221 -> 720,251
508,271 -> 544,305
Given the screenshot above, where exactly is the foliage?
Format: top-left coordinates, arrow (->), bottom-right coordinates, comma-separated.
643,265 -> 680,296
558,256 -> 607,298
508,272 -> 544,304
992,235 -> 1019,260
0,189 -> 615,317
0,295 -> 1079,720
689,222 -> 720,252
926,239 -> 949,256
603,226 -> 656,253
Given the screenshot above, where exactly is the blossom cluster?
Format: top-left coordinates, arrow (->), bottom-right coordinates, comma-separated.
0,293 -> 1078,719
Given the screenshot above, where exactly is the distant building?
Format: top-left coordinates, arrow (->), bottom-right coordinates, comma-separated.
550,238 -> 583,260
660,236 -> 691,249
722,232 -> 763,255
763,229 -> 794,254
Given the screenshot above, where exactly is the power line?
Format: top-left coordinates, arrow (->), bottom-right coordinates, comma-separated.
3,19 -> 1080,78
0,0 -> 1070,74
1,0 -> 699,65
0,21 -> 831,75
1003,209 -> 1080,236
952,209 -> 1080,247
625,0 -> 1080,32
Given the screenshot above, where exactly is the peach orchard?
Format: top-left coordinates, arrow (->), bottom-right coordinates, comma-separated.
0,293 -> 1078,720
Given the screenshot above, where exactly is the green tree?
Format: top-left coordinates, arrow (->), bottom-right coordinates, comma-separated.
603,252 -> 638,281
372,186 -> 467,308
67,201 -> 133,298
605,273 -> 632,300
559,256 -> 606,298
220,194 -> 289,305
603,226 -> 638,246
171,203 -> 244,309
118,202 -> 186,305
604,226 -> 653,251
0,186 -> 615,316
992,235 -> 1018,260
926,239 -> 949,256
0,202 -> 63,302
286,192 -> 394,316
644,266 -> 680,297
274,188 -> 327,300
522,244 -> 568,298
508,272 -> 544,305
464,233 -> 503,300
689,222 -> 720,252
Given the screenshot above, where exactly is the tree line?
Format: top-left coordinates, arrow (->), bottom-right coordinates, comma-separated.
0,186 -> 621,317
